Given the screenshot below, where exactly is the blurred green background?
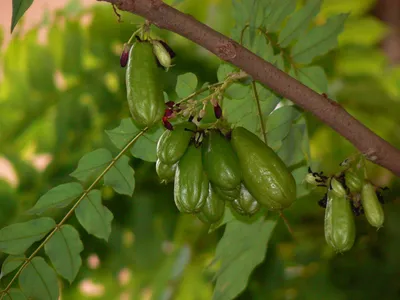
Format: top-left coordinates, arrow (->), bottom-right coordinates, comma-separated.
1,0 -> 400,299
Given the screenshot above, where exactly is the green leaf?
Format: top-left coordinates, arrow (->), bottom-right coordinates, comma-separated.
176,73 -> 198,98
44,224 -> 83,283
75,190 -> 113,241
0,255 -> 25,278
297,66 -> 328,93
28,183 -> 83,215
277,124 -> 307,167
209,207 -> 235,233
106,119 -> 163,162
266,0 -> 296,32
70,149 -> 112,182
212,217 -> 277,300
19,257 -> 59,300
292,14 -> 348,64
266,105 -> 302,144
225,83 -> 251,100
3,289 -> 28,300
11,0 -> 34,33
0,218 -> 56,255
104,155 -> 135,196
217,63 -> 237,82
279,0 -> 322,47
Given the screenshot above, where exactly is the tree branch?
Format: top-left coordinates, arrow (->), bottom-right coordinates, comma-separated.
99,0 -> 400,177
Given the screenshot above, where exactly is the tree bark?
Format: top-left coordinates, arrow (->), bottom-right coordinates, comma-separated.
99,0 -> 400,177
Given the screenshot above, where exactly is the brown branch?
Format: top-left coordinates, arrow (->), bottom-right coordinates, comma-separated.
98,0 -> 400,177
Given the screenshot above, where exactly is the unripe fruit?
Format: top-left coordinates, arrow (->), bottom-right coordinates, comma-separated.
361,182 -> 384,228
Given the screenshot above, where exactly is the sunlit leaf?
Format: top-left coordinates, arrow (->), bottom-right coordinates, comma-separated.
104,155 -> 135,196
297,66 -> 328,93
0,218 -> 56,255
176,72 -> 198,98
70,149 -> 112,182
266,0 -> 296,32
292,14 -> 348,64
28,183 -> 83,215
19,257 -> 59,300
44,224 -> 83,283
0,255 -> 25,278
106,119 -> 163,162
279,0 -> 322,47
75,190 -> 113,241
3,289 -> 28,300
339,17 -> 388,46
212,217 -> 277,300
11,0 -> 34,32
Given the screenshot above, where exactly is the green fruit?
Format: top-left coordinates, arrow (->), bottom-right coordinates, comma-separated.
231,127 -> 296,211
230,184 -> 260,216
330,178 -> 347,197
126,41 -> 165,127
157,122 -> 197,165
202,130 -> 241,189
324,189 -> 355,253
197,184 -> 225,224
213,184 -> 240,202
174,145 -> 208,213
361,182 -> 384,228
345,171 -> 363,193
156,160 -> 176,184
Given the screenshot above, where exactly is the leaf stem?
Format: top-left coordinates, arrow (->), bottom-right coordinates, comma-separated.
251,81 -> 267,143
0,128 -> 148,298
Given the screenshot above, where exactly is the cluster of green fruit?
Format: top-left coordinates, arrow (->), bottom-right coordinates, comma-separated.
306,168 -> 386,253
156,124 -> 297,224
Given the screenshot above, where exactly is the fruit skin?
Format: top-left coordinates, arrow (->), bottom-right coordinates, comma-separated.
361,182 -> 384,228
126,41 -> 165,127
152,40 -> 173,69
230,184 -> 260,216
213,184 -> 240,202
231,127 -> 296,211
330,178 -> 347,198
197,184 -> 225,224
202,130 -> 242,190
157,122 -> 197,165
324,189 -> 356,253
156,160 -> 176,184
174,145 -> 208,213
345,171 -> 363,193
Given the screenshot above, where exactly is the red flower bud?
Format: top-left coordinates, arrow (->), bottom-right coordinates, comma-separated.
120,43 -> 132,68
165,101 -> 175,108
214,104 -> 222,119
164,108 -> 174,118
162,117 -> 174,130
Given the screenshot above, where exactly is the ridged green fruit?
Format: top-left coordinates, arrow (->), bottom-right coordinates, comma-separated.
361,182 -> 384,228
126,41 -> 165,127
330,178 -> 347,197
231,127 -> 296,211
157,122 -> 197,165
324,189 -> 356,253
156,160 -> 176,184
174,145 -> 208,213
345,171 -> 363,193
202,130 -> 241,189
230,184 -> 260,216
197,184 -> 225,224
213,184 -> 240,202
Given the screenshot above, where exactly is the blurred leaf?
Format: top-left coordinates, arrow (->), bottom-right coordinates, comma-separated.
106,119 -> 163,162
212,217 -> 277,300
292,14 -> 348,64
11,0 -> 34,32
225,83 -> 251,100
19,257 -> 59,300
75,190 -> 113,241
3,289 -> 27,300
28,183 -> 83,215
279,0 -> 322,47
0,255 -> 25,278
266,0 -> 296,32
44,224 -> 83,283
70,149 -> 112,182
278,124 -> 307,167
62,21 -> 83,74
104,155 -> 135,196
339,17 -> 388,46
217,63 -> 237,81
176,72 -> 198,98
0,218 -> 56,255
321,0 -> 375,17
265,105 -> 302,144
209,207 -> 235,233
27,44 -> 55,91
297,66 -> 328,93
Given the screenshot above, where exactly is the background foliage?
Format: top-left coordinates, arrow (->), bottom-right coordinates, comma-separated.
1,0 -> 400,299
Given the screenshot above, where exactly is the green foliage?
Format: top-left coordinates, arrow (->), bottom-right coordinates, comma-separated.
3,289 -> 27,300
44,225 -> 83,283
11,0 -> 34,32
0,255 -> 25,278
0,218 -> 55,255
70,149 -> 113,183
104,155 -> 135,196
176,72 -> 198,97
19,257 -> 59,300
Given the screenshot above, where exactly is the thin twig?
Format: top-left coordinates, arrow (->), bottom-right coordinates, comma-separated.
251,81 -> 267,143
112,4 -> 122,22
0,128 -> 148,298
